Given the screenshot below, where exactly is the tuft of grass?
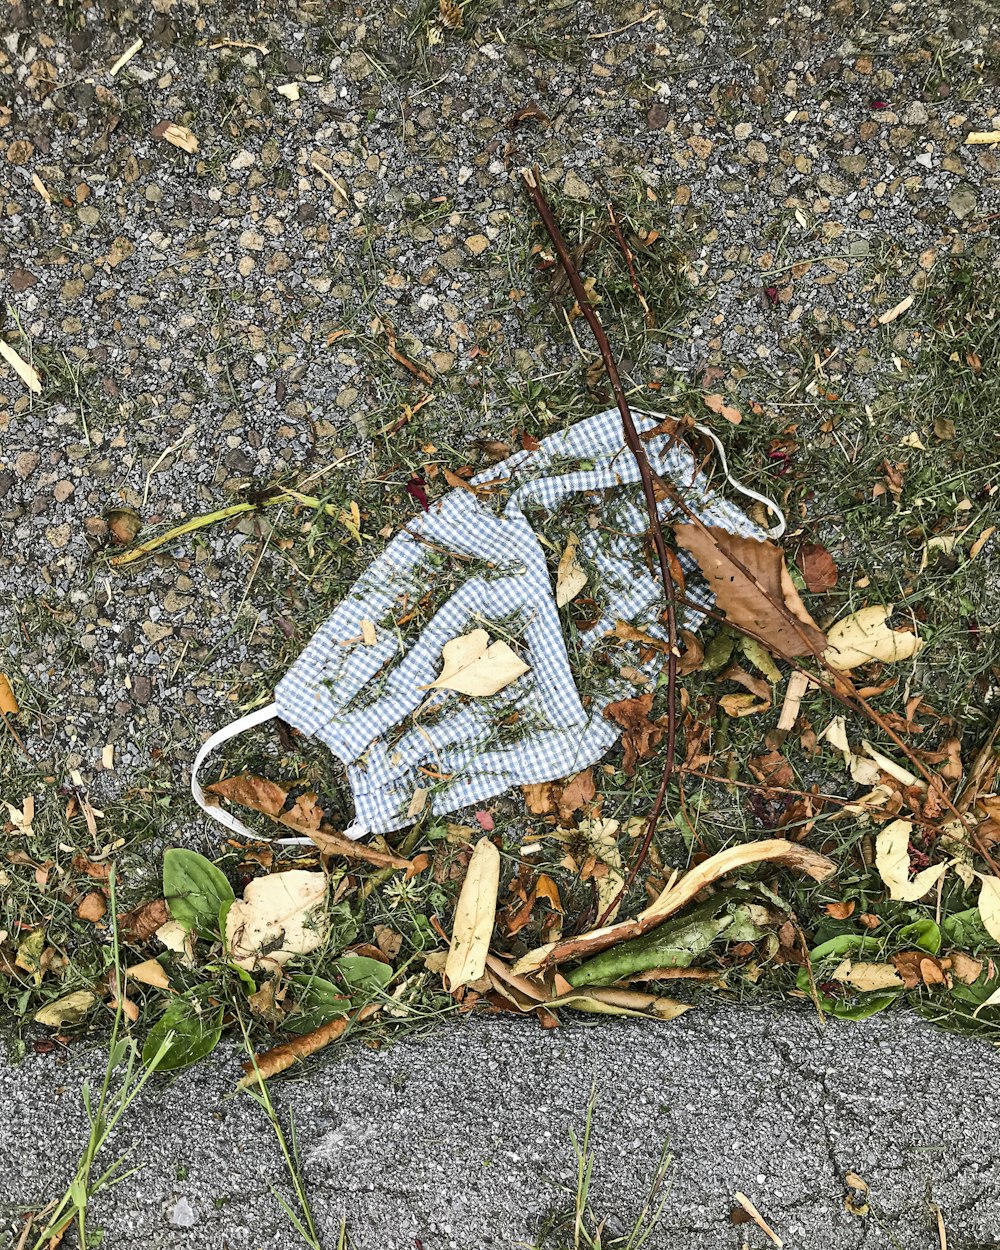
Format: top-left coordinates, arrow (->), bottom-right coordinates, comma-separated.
529,1082 -> 673,1250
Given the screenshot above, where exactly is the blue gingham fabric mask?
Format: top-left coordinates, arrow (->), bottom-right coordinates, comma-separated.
193,409 -> 784,842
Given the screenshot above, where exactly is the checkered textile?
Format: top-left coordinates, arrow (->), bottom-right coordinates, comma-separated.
272,409 -> 762,836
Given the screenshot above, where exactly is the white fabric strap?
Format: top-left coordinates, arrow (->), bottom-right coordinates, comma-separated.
691,420 -> 787,539
191,704 -> 371,844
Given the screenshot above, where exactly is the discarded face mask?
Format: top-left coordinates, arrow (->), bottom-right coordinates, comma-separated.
193,408 -> 784,842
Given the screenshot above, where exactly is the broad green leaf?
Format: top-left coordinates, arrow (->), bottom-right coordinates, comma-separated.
942,908 -> 995,950
163,849 -> 234,937
898,919 -> 941,955
797,934 -> 900,1020
329,954 -> 393,999
142,994 -> 224,1071
285,974 -> 351,1034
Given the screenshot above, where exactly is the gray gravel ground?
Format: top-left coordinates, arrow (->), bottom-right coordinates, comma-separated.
3,2 -> 1000,1249
5,1009 -> 1000,1250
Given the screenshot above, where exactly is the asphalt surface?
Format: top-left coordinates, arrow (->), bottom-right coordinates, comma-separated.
5,1007 -> 1000,1249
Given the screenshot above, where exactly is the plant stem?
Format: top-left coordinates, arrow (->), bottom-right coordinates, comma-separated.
521,169 -> 679,919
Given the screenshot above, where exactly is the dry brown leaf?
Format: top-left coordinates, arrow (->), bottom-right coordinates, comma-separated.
719,691 -> 770,717
445,837 -> 500,991
825,901 -> 856,920
797,542 -> 838,592
555,534 -> 588,606
673,524 -> 826,658
373,924 -> 403,961
105,507 -> 142,545
0,340 -> 42,394
970,527 -> 996,559
119,898 -> 170,944
604,693 -> 663,775
577,818 -> 624,923
422,628 -> 529,697
703,392 -> 742,424
513,838 -> 835,975
206,775 -> 413,870
949,951 -> 983,984
0,673 -> 19,717
76,892 -> 106,924
732,1193 -> 782,1247
126,957 -> 171,990
237,1003 -> 380,1088
824,605 -> 922,671
875,819 -> 947,901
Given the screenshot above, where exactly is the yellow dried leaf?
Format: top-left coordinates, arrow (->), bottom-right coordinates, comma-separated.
875,819 -> 947,901
703,392 -> 742,424
226,870 -> 329,971
0,673 -> 19,717
829,959 -> 904,991
976,875 -> 1000,945
34,989 -> 96,1028
720,691 -> 771,717
159,123 -> 198,153
126,957 -> 171,990
555,534 -> 587,607
445,837 -> 500,991
824,605 -> 922,671
877,294 -> 913,325
423,628 -> 529,697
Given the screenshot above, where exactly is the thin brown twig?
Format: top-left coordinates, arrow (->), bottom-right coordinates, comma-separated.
521,169 -> 679,921
795,922 -> 826,1027
679,768 -> 855,808
607,202 -> 654,327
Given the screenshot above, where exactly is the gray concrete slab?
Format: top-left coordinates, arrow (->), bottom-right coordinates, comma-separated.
4,1008 -> 1000,1249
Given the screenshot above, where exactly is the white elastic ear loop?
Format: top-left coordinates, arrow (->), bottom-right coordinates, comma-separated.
633,408 -> 786,539
191,702 -> 369,845
691,421 -> 787,540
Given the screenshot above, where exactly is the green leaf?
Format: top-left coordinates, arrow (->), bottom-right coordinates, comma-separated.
329,954 -> 393,999
327,900 -> 361,951
142,994 -> 224,1071
162,849 -> 234,937
797,934 -> 900,1020
942,907 -> 995,950
898,918 -> 941,955
285,974 -> 351,1034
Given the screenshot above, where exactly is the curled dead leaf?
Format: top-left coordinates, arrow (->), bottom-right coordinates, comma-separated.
226,870 -> 329,971
875,819 -> 947,901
